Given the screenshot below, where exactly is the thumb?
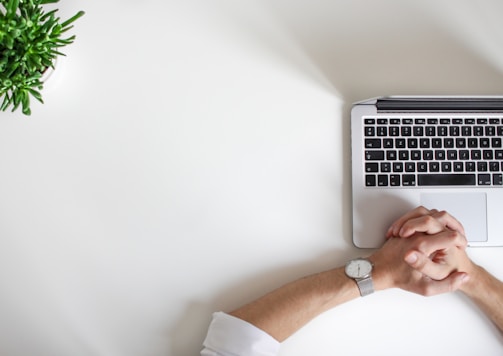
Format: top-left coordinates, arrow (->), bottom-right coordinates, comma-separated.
420,272 -> 470,296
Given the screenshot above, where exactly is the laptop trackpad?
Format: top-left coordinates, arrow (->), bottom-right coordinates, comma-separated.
420,192 -> 487,242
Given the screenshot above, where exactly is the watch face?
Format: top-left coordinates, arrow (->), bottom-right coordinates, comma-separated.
345,259 -> 372,278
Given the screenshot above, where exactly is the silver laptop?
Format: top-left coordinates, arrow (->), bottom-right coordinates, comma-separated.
351,96 -> 503,248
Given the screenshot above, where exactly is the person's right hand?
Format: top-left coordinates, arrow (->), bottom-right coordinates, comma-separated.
385,206 -> 475,284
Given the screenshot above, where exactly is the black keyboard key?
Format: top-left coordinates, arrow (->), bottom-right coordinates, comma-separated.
440,119 -> 450,124
477,118 -> 488,124
402,174 -> 416,186
471,150 -> 481,160
395,138 -> 406,148
365,175 -> 376,186
474,126 -> 484,136
389,126 -> 400,136
444,138 -> 454,148
423,150 -> 434,160
365,127 -> 375,136
449,126 -> 460,136
407,138 -> 418,148
478,174 -> 491,185
381,162 -> 391,172
365,150 -> 384,160
459,150 -> 469,160
477,162 -> 488,172
483,150 -> 493,159
442,162 -> 452,172
377,126 -> 387,136
401,126 -> 412,136
377,118 -> 388,124
426,126 -> 436,136
435,150 -> 446,160
405,162 -> 415,172
462,126 -> 472,136
456,138 -> 466,148
490,161 -> 500,172
438,126 -> 448,136
486,126 -> 496,136
496,150 -> 503,159
417,162 -> 428,172
432,138 -> 442,148
390,118 -> 400,125
468,138 -> 478,147
420,138 -> 430,148
383,139 -> 394,148
493,174 -> 503,185
411,150 -> 421,160
393,162 -> 403,172
466,162 -> 476,172
454,162 -> 463,172
447,150 -> 457,160
418,174 -> 476,186
429,162 -> 440,172
366,163 -> 379,172
399,150 -> 409,160
413,126 -> 424,136
364,118 -> 375,125
386,150 -> 397,160
492,138 -> 502,147
365,139 -> 382,148
390,175 -> 400,186
377,175 -> 388,186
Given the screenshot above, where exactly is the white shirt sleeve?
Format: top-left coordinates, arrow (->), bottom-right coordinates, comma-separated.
201,311 -> 281,356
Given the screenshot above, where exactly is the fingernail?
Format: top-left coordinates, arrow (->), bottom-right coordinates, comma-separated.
405,252 -> 418,264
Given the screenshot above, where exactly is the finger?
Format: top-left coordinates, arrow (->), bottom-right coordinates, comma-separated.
413,230 -> 468,255
416,272 -> 469,296
404,250 -> 452,280
398,214 -> 446,238
430,210 -> 466,236
386,206 -> 432,238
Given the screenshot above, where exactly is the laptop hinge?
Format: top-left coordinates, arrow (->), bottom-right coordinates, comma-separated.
376,98 -> 503,112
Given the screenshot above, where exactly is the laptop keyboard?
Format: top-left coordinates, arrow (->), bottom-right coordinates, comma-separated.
363,116 -> 503,187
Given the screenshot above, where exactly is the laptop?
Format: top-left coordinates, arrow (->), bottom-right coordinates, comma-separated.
351,96 -> 503,248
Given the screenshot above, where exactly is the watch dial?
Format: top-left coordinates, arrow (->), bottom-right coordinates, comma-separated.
346,259 -> 372,278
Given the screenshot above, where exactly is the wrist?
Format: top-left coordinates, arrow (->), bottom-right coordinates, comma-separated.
459,262 -> 483,296
366,253 -> 394,291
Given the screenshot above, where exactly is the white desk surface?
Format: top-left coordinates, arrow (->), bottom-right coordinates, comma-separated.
1,1 -> 503,355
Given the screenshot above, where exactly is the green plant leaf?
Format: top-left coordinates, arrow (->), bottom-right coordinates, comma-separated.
0,0 -> 83,115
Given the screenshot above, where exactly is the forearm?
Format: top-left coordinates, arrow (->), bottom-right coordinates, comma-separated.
461,264 -> 503,332
229,267 -> 359,342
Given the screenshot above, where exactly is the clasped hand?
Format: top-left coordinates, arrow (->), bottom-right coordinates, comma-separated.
369,206 -> 474,296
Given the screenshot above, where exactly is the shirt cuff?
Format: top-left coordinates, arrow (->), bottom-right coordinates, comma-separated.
201,311 -> 281,356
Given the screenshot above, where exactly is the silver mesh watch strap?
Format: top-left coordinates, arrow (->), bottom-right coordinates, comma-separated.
356,277 -> 374,297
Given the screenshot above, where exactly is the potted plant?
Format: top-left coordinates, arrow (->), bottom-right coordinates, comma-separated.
0,0 -> 84,115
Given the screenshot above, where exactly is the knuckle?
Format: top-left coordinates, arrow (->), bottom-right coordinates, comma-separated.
417,205 -> 429,214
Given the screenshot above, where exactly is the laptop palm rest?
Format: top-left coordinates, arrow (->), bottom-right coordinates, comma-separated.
420,192 -> 487,242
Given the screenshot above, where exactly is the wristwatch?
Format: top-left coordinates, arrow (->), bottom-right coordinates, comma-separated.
345,258 -> 375,297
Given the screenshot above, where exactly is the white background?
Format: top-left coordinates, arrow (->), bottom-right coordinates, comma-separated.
1,1 -> 503,355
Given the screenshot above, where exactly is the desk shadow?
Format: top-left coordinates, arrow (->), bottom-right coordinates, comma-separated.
260,0 -> 503,103
169,249 -> 355,355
